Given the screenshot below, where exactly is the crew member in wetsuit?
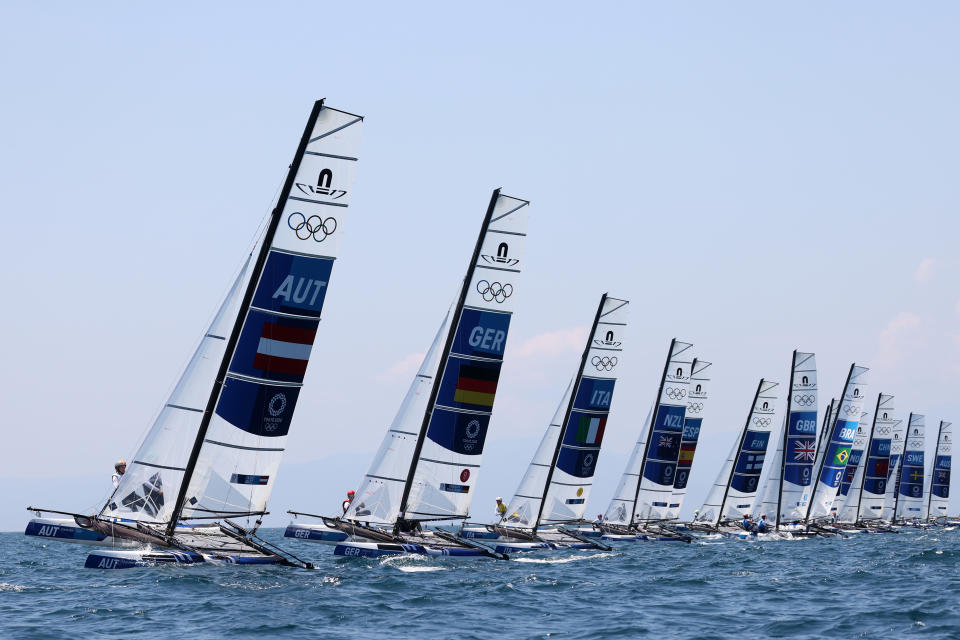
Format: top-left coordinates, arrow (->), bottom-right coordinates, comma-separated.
495,497 -> 507,521
111,460 -> 126,488
342,490 -> 355,514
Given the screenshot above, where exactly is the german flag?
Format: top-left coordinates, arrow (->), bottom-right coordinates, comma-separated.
453,364 -> 499,407
677,444 -> 697,467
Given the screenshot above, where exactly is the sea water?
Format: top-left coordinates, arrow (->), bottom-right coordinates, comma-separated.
2,528 -> 959,639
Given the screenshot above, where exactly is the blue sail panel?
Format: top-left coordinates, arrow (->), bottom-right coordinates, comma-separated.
449,308 -> 510,359
555,447 -> 600,478
861,437 -> 891,495
899,451 -> 925,499
641,404 -> 686,484
673,417 -> 703,490
424,409 -> 490,455
817,418 -> 860,488
837,448 -> 864,497
215,377 -> 302,437
228,310 -> 320,384
251,252 -> 333,318
783,410 -> 817,486
730,430 -> 770,493
572,378 -> 616,412
433,356 -> 503,413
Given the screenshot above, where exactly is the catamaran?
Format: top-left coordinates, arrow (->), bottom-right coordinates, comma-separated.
693,379 -> 778,537
880,416 -> 908,523
830,413 -> 869,523
600,339 -> 701,542
847,395 -> 898,529
893,413 -> 926,525
284,189 -> 529,558
926,420 -> 952,522
754,351 -> 819,536
457,294 -> 628,554
24,99 -> 363,569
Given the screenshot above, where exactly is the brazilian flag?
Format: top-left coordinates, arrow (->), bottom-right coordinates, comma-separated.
833,447 -> 851,465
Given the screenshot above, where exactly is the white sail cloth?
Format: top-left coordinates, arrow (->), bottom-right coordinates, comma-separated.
881,418 -> 907,522
665,360 -> 712,520
895,414 -> 926,520
856,395 -> 897,523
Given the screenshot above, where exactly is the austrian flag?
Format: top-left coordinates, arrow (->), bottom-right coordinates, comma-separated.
253,322 -> 317,376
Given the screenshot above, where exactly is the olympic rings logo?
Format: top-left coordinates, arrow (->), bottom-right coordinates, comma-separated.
582,454 -> 595,468
843,405 -> 861,416
687,402 -> 703,413
753,417 -> 771,427
878,426 -> 891,435
666,387 -> 687,400
591,356 -> 618,371
794,394 -> 815,406
288,212 -> 337,242
268,393 -> 287,417
476,280 -> 513,303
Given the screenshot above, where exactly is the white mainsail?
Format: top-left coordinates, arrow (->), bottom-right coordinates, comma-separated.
603,408 -> 651,525
630,339 -> 694,523
880,417 -> 907,522
504,296 -> 629,528
834,413 -> 870,523
805,365 -> 869,521
699,379 -> 779,526
346,191 -> 530,526
926,420 -> 952,520
664,360 -> 712,520
855,395 -> 896,523
103,101 -> 363,531
895,413 -> 926,521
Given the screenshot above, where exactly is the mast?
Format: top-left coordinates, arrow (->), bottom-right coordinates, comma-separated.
804,362 -> 851,528
717,380 -> 764,526
629,338 -> 676,527
532,294 -> 607,531
166,99 -> 326,536
925,419 -> 945,520
395,189 -> 501,529
775,350 -> 798,530
853,395 -> 883,524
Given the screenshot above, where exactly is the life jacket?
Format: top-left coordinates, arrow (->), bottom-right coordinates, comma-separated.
342,499 -> 352,513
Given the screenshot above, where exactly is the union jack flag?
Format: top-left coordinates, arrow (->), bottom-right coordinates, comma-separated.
658,435 -> 674,448
794,440 -> 816,462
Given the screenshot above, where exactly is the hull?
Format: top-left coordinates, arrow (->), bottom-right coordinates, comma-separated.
283,522 -> 349,544
24,517 -> 138,547
85,547 -> 282,570
332,541 -> 489,558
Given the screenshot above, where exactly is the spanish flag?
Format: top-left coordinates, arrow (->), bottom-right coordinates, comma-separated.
678,444 -> 697,467
453,364 -> 499,407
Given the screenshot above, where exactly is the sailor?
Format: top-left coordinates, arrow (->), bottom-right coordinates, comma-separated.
342,490 -> 355,514
693,508 -> 701,522
592,513 -> 604,524
741,513 -> 752,531
111,460 -> 126,488
495,497 -> 507,521
757,514 -> 769,533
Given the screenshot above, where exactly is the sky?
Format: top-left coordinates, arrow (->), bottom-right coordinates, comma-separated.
1,2 -> 959,531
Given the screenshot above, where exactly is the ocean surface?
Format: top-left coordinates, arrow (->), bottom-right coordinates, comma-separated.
2,527 -> 960,639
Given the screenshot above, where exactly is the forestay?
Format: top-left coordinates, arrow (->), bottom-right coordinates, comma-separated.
506,295 -> 629,528
699,379 -> 778,526
895,413 -> 926,520
665,360 -> 712,520
806,365 -> 869,521
631,339 -> 694,523
927,421 -> 952,520
102,101 -> 363,531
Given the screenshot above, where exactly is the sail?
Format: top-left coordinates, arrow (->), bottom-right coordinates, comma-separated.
400,191 -> 530,522
699,380 -> 778,526
520,296 -> 630,527
665,360 -> 712,520
927,421 -> 952,520
102,257 -> 252,523
895,413 -> 926,520
603,408 -> 651,525
856,395 -> 896,522
881,418 -> 907,522
345,305 -> 454,524
775,351 -> 819,525
104,101 -> 364,528
502,379 -> 574,527
631,340 -> 694,523
834,413 -> 869,522
806,365 -> 870,520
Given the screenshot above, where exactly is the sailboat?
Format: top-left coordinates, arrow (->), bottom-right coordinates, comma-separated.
755,351 -> 819,535
601,339 -> 698,542
457,294 -> 628,554
830,413 -> 870,524
24,100 -> 363,569
880,416 -> 908,523
800,364 -> 869,534
848,395 -> 897,529
926,420 -> 952,522
894,413 -> 926,524
664,360 -> 712,521
284,189 -> 530,558
694,379 -> 778,536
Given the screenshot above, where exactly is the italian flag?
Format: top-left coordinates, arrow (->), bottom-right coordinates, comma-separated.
576,416 -> 607,445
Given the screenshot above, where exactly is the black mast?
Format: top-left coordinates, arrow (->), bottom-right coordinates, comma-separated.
716,379 -> 766,527
852,394 -> 883,525
166,100 -> 328,536
532,294 -> 608,532
775,350 -> 798,530
629,339 -> 677,529
926,419 -> 945,521
804,364 -> 855,527
395,189 -> 502,532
